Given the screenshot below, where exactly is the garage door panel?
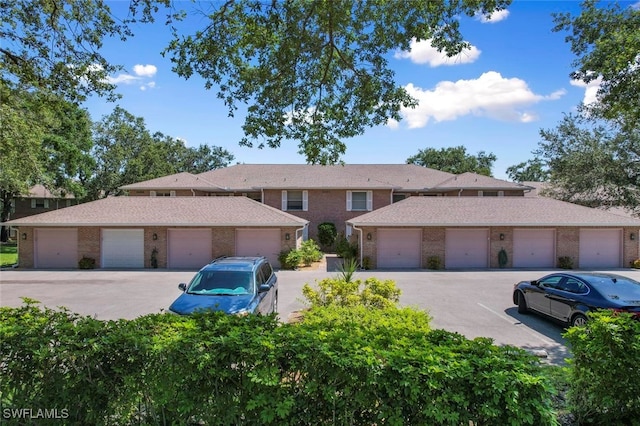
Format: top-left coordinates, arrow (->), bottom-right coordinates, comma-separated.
377,229 -> 421,268
513,229 -> 555,268
168,229 -> 212,269
35,228 -> 78,268
236,229 -> 281,267
445,229 -> 488,269
579,229 -> 621,268
102,229 -> 144,268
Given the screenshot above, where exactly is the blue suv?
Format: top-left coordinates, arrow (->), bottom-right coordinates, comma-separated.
168,257 -> 278,315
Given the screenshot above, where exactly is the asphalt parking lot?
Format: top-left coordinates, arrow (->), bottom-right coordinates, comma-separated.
3,266 -> 640,366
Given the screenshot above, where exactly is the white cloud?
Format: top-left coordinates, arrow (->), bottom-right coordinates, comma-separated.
140,81 -> 156,91
570,77 -> 602,105
133,64 -> 157,77
392,71 -> 565,129
394,38 -> 481,67
476,9 -> 510,23
106,73 -> 139,85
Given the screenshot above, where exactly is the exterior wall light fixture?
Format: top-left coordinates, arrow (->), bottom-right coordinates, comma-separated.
153,233 -> 158,240
367,233 -> 372,240
21,232 -> 27,240
631,233 -> 636,241
285,233 -> 290,240
499,233 -> 505,241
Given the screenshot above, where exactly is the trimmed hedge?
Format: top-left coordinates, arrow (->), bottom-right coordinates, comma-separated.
564,311 -> 640,425
0,300 -> 556,425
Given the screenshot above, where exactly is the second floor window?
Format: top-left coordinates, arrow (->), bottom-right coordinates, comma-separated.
347,191 -> 372,211
281,190 -> 308,211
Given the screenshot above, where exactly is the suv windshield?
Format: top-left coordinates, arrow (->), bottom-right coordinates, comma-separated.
187,270 -> 253,295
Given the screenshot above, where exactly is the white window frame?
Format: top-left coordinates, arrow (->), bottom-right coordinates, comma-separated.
281,190 -> 308,211
346,190 -> 373,211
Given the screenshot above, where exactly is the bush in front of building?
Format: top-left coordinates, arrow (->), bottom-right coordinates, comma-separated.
0,298 -> 557,426
564,311 -> 640,425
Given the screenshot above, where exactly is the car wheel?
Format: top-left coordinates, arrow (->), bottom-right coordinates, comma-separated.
516,291 -> 528,314
571,313 -> 588,327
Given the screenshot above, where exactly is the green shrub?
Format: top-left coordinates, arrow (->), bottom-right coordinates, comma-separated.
78,256 -> 96,269
298,239 -> 323,266
558,256 -> 573,269
317,222 -> 337,250
278,249 -> 301,270
302,277 -> 401,309
427,255 -> 442,270
564,311 -> 640,424
335,233 -> 358,259
361,256 -> 371,270
631,259 -> 640,269
336,257 -> 359,282
0,300 -> 556,426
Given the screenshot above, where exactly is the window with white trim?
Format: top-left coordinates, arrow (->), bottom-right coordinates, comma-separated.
478,191 -> 504,197
150,191 -> 175,197
281,190 -> 308,211
31,199 -> 49,208
347,191 -> 372,211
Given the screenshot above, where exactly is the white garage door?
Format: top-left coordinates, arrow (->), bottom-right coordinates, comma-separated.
168,229 -> 212,269
35,228 -> 78,268
445,229 -> 489,269
377,229 -> 421,268
102,229 -> 144,268
513,229 -> 556,268
579,229 -> 622,268
236,229 -> 281,267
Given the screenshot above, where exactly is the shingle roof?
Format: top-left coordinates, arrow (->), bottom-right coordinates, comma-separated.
432,172 -> 532,191
119,172 -> 222,191
347,196 -> 640,227
4,196 -> 308,227
197,164 -> 460,191
22,184 -> 75,199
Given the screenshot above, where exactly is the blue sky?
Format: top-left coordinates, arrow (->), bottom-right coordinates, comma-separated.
84,1 -> 631,180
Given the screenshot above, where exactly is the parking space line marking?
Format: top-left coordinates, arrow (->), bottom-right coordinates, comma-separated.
477,303 -> 554,345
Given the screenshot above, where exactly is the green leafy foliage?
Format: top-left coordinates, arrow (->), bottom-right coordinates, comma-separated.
337,257 -> 360,282
302,277 -> 401,309
564,311 -> 640,424
335,233 -> 358,259
553,0 -> 640,129
278,249 -> 302,270
427,255 -> 442,270
534,113 -> 640,211
298,239 -> 323,266
557,256 -> 574,270
0,300 -> 556,425
407,145 -> 497,176
164,0 -> 510,164
317,222 -> 337,250
506,158 -> 550,182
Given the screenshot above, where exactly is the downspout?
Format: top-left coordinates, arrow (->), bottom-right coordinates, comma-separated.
295,223 -> 308,248
191,189 -> 196,196
390,188 -> 394,204
458,188 -> 463,197
351,223 -> 364,267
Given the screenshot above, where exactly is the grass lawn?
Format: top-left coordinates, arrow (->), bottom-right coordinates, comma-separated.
0,242 -> 18,267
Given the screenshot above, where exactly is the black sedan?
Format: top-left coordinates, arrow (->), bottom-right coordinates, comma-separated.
513,272 -> 640,327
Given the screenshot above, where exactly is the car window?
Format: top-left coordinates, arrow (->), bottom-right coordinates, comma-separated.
188,270 -> 253,295
588,275 -> 640,302
538,276 -> 564,289
560,278 -> 588,294
260,262 -> 273,283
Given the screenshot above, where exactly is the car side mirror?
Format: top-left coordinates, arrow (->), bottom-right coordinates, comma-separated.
530,280 -> 538,286
258,284 -> 271,293
178,283 -> 187,292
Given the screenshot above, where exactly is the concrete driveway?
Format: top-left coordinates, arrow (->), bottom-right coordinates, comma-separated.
3,266 -> 640,366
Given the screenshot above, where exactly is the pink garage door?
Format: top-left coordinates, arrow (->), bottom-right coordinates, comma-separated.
445,229 -> 489,269
579,229 -> 622,268
377,229 -> 422,268
513,229 -> 556,268
168,229 -> 212,269
236,229 -> 281,267
35,228 -> 78,268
